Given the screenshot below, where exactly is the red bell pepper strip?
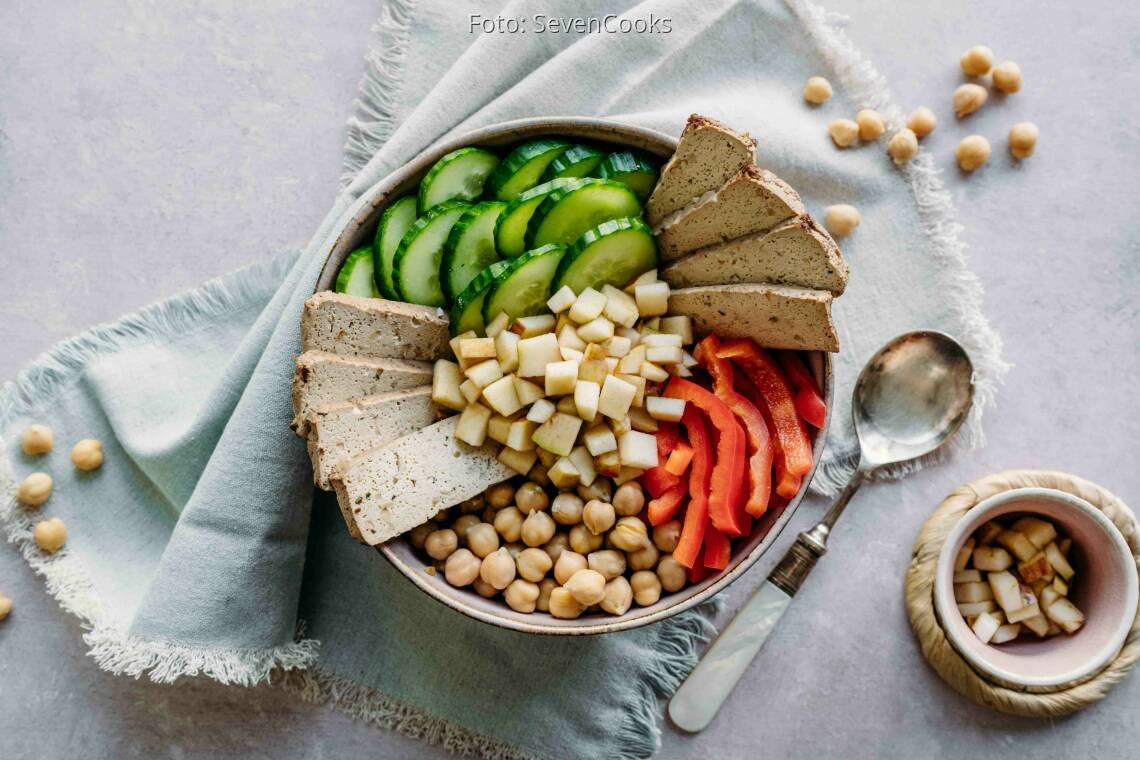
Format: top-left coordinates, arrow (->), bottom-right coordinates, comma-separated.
695,336 -> 775,518
717,339 -> 813,479
672,405 -> 713,568
732,370 -> 802,500
647,481 -> 687,525
703,528 -> 731,570
688,561 -> 712,585
776,351 -> 827,428
656,422 -> 681,459
664,442 -> 694,476
641,466 -> 681,498
774,456 -> 803,500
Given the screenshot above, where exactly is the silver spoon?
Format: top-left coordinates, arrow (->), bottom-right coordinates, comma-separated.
669,330 -> 975,732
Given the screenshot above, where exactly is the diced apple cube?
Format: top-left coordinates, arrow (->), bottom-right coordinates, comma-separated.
643,317 -> 661,330
646,396 -> 685,422
1039,585 -> 1061,612
639,362 -> 670,383
601,285 -> 639,328
972,545 -> 1012,571
569,287 -> 607,323
954,569 -> 983,583
1052,576 -> 1069,596
996,530 -> 1037,562
485,311 -> 510,339
957,600 -> 998,617
568,446 -> 597,487
561,347 -> 584,362
1044,542 -> 1075,580
1020,612 -> 1050,637
618,430 -> 658,469
455,401 -> 492,446
620,374 -> 647,407
971,611 -> 1001,644
583,425 -> 618,456
595,450 -> 622,477
556,396 -> 578,415
548,457 -> 580,489
1018,552 -> 1054,584
681,350 -> 699,369
574,380 -> 601,423
616,326 -> 641,344
975,521 -> 1004,545
1010,516 -> 1058,549
578,357 -> 610,385
604,357 -> 619,374
465,358 -> 504,389
659,315 -> 694,344
459,337 -> 496,361
610,414 -> 632,437
528,461 -> 550,486
558,324 -> 587,352
498,447 -> 538,475
618,344 -> 647,374
487,414 -> 513,445
646,345 -> 684,364
431,359 -> 466,411
991,623 -> 1021,644
955,581 -> 994,603
988,570 -> 1022,612
1043,596 -> 1084,633
460,378 -> 482,405
671,365 -> 693,378
449,331 -> 477,369
495,330 -> 520,373
481,375 -> 522,416
533,448 -> 557,470
954,537 -> 976,573
517,333 -> 562,377
527,398 -> 556,424
513,376 -> 545,407
598,375 -> 637,420
614,466 -> 644,485
532,413 -> 582,457
626,268 -> 658,292
545,360 -> 579,396
629,407 -> 659,433
634,281 -> 670,317
606,336 -> 632,358
547,285 -> 577,314
642,332 -> 683,348
578,316 -> 615,344
512,314 -> 556,337
1006,601 -> 1042,624
506,420 -> 537,452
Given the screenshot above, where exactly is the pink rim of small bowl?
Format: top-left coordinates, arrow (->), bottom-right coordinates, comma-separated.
934,487 -> 1138,689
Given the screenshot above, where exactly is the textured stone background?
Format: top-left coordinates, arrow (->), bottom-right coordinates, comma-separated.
1,0 -> 1137,757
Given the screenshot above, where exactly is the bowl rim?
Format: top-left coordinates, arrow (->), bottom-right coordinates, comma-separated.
934,486 -> 1139,687
313,115 -> 833,635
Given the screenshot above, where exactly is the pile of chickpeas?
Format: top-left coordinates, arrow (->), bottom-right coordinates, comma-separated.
409,477 -> 689,619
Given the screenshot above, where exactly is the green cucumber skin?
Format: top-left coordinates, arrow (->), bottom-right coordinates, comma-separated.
393,201 -> 470,307
449,259 -> 512,336
372,196 -> 418,299
336,248 -> 382,298
482,244 -> 568,324
441,201 -> 507,302
493,178 -> 582,259
552,217 -> 659,294
595,151 -> 660,200
541,145 -> 606,182
525,179 -> 642,249
417,147 -> 500,213
487,140 -> 571,201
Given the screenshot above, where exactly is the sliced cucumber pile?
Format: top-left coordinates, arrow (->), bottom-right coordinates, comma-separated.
487,140 -> 571,201
393,201 -> 470,307
441,201 -> 506,301
527,179 -> 642,249
372,196 -> 418,299
482,244 -> 568,323
418,148 -> 500,212
336,248 -> 382,298
552,217 -> 658,294
449,259 -> 512,336
595,151 -> 659,200
541,144 -> 605,181
494,178 -> 580,259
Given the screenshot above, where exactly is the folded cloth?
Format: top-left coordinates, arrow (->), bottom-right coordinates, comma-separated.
0,0 -> 1005,758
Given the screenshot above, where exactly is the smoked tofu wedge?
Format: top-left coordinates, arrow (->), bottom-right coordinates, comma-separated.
331,416 -> 513,546
668,284 -> 839,352
306,387 -> 438,490
291,351 -> 433,436
301,291 -> 449,362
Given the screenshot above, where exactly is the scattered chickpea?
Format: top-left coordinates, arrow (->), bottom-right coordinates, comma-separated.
451,514 -> 480,545
906,106 -> 937,138
485,482 -> 515,510
554,550 -> 588,585
959,45 -> 994,77
480,548 -> 516,590
956,135 -> 992,171
952,83 -> 987,118
627,543 -> 660,572
855,109 -> 885,141
612,482 -> 645,517
33,517 -> 67,554
516,547 -> 553,582
887,128 -> 919,165
466,522 -> 499,558
630,570 -> 662,607
564,569 -> 607,606
472,576 -> 498,598
515,482 -> 549,514
424,528 -> 458,561
803,76 -> 833,104
536,578 -> 557,612
20,425 -> 53,456
992,61 -> 1022,94
824,204 -> 860,237
652,520 -> 682,553
827,119 -> 860,148
657,556 -> 687,592
551,492 -> 584,525
542,532 -> 570,563
16,473 -> 52,507
549,587 -> 585,619
600,577 -> 633,616
504,579 -> 541,613
582,499 -> 616,535
576,479 -> 612,503
521,510 -> 556,547
587,550 -> 627,581
493,506 -> 524,542
1009,122 -> 1039,159
445,548 -> 481,587
569,524 -> 603,555
0,593 -> 11,620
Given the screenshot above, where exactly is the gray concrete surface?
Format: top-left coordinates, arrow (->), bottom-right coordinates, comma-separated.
1,1 -> 1138,758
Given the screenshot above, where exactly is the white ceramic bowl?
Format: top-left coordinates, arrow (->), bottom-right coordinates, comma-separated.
934,487 -> 1138,689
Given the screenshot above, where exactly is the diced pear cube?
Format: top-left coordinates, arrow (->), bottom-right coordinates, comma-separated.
1039,585 -> 1061,612
642,332 -> 683,348
560,347 -> 585,362
495,330 -> 521,373
971,611 -> 1001,644
583,343 -> 609,362
548,457 -> 581,489
639,362 -> 670,383
545,360 -> 579,396
547,285 -> 577,314
988,570 -> 1022,611
568,446 -> 597,487
506,420 -> 537,452
527,398 -> 556,424
671,365 -> 694,378
614,466 -> 644,485
1018,552 -> 1054,584
1010,517 -> 1058,549
595,450 -> 622,477
1052,576 -> 1069,596
512,314 -> 556,337
482,375 -> 522,417
485,311 -> 510,339
618,344 -> 647,374
619,374 -> 647,407
513,376 -> 545,407
569,287 -> 607,324
528,461 -> 550,486
681,350 -> 699,369
455,401 -> 492,446
1006,601 -> 1042,624
618,430 -> 658,469
953,569 -> 983,584
1043,595 -> 1085,633
535,448 -> 558,469
1020,612 -> 1050,637
646,345 -> 684,364
1045,621 -> 1063,637
583,425 -> 618,456
991,623 -> 1021,644
996,530 -> 1037,562
449,331 -> 478,370
604,357 -> 619,374
634,281 -> 670,317
954,581 -> 994,603
601,285 -> 640,328
625,268 -> 658,293
598,375 -> 638,420
659,316 -> 694,344
578,316 -> 615,344
556,396 -> 578,415
459,337 -> 496,361
1044,542 -> 1075,580
975,521 -> 1004,545
972,545 -> 1012,571
465,358 -> 504,389
459,378 -> 482,405
616,326 -> 641,344
431,359 -> 466,411
574,380 -> 601,423
643,317 -> 661,331
610,414 -> 633,437
578,358 -> 610,386
629,407 -> 659,433
532,413 -> 582,457
606,336 -> 632,358
646,396 -> 685,422
954,537 -> 976,573
498,447 -> 538,475
487,414 -> 513,445
558,324 -> 587,352
517,333 -> 562,377
957,600 -> 997,617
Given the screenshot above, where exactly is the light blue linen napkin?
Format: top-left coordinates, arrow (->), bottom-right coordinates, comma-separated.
0,0 -> 1005,757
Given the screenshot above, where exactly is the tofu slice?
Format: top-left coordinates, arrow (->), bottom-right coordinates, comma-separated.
668,283 -> 839,352
301,291 -> 449,361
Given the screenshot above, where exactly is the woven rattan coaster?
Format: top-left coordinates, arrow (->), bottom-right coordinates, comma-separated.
905,469 -> 1140,716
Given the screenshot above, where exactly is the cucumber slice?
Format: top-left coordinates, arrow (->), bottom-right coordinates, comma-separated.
372,196 -> 418,299
449,259 -> 513,336
494,178 -> 581,259
418,147 -> 500,212
526,179 -> 642,249
541,145 -> 606,182
336,248 -> 382,298
441,201 -> 507,301
482,244 -> 568,323
552,217 -> 659,294
487,140 -> 571,201
393,201 -> 471,307
595,151 -> 660,200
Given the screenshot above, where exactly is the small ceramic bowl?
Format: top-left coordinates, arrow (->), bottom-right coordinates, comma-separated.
934,487 -> 1138,689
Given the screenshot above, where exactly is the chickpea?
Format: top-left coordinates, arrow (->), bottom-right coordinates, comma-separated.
956,135 -> 991,171
409,522 -> 435,549
855,109 -> 885,141
485,482 -> 515,509
466,522 -> 500,558
657,556 -> 687,592
432,507 -> 452,523
827,119 -> 859,148
627,543 -> 660,572
16,473 -> 52,507
564,569 -> 607,606
33,517 -> 67,554
952,83 -> 987,118
610,517 -> 650,552
630,570 -> 662,607
20,425 -> 53,455
653,520 -> 682,553
576,479 -> 612,503
549,587 -> 585,619
587,550 -> 626,581
551,492 -> 585,525
569,524 -> 603,555
480,548 -> 516,590
504,542 -> 525,558
516,547 -> 553,582
543,532 -> 570,563
520,510 -> 556,547
504,579 -> 541,613
481,505 -> 497,523
0,593 -> 11,620
1008,122 -> 1038,159
887,128 -> 918,165
824,204 -> 860,237
493,506 -> 524,542
612,482 -> 645,517
444,548 -> 481,587
906,106 -> 937,138
451,514 -> 481,545
600,576 -> 633,616
554,550 -> 588,585
582,500 -> 616,535
459,494 -> 485,513
527,463 -> 550,487
959,45 -> 994,76
425,529 -> 458,561
992,61 -> 1022,94
536,578 -> 557,612
473,576 -> 498,598
803,75 -> 833,104
515,482 -> 549,514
